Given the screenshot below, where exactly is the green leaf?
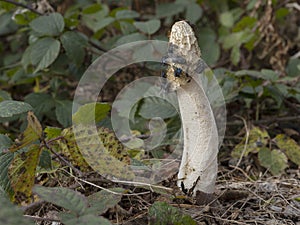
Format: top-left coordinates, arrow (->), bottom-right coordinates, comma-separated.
231,126 -> 269,158
60,31 -> 87,65
13,10 -> 37,25
33,186 -> 87,215
197,27 -> 220,65
72,103 -> 111,125
21,45 -> 32,70
0,2 -> 16,11
9,145 -> 42,203
115,10 -> 139,19
0,195 -> 34,225
275,134 -> 300,166
220,11 -> 234,28
0,152 -> 14,193
275,7 -> 289,21
133,19 -> 161,35
55,100 -> 73,127
29,13 -> 64,36
286,58 -> 300,77
233,16 -> 257,32
258,148 -> 288,175
149,202 -> 197,225
82,9 -> 114,33
235,69 -> 279,81
263,85 -> 284,107
114,33 -> 147,46
94,17 -> 115,32
82,3 -> 102,14
139,97 -> 177,119
260,69 -> 279,81
62,214 -> 112,225
38,149 -> 52,170
0,13 -> 18,36
185,2 -> 202,23
223,30 -> 253,49
30,37 -> 61,72
119,21 -> 137,34
0,100 -> 32,119
231,45 -> 240,65
86,188 -> 124,215
0,90 -> 12,102
0,134 -> 12,153
24,93 -> 55,118
156,3 -> 184,18
44,126 -> 62,140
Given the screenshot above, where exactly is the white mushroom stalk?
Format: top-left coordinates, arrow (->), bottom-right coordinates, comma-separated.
165,21 -> 219,204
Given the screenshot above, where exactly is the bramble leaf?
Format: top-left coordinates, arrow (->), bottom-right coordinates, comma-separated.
0,151 -> 14,193
231,126 -> 269,158
55,100 -> 72,127
86,188 -> 124,215
10,112 -> 42,152
72,103 -> 111,125
0,194 -> 34,225
60,31 -> 87,65
30,37 -> 61,72
258,148 -> 288,175
275,134 -> 300,166
59,125 -> 135,179
33,186 -> 87,215
0,100 -> 32,119
9,145 -> 42,203
29,13 -> 64,36
133,19 -> 161,35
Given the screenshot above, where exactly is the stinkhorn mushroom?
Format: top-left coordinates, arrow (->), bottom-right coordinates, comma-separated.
164,21 -> 219,204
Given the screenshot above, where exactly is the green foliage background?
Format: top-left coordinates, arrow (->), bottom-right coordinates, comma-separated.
0,0 -> 299,224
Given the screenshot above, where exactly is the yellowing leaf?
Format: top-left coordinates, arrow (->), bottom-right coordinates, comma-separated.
75,125 -> 135,180
275,134 -> 300,166
72,103 -> 110,125
59,127 -> 91,172
231,126 -> 269,158
59,125 -> 135,180
10,112 -> 42,152
258,148 -> 288,175
8,145 -> 42,203
44,126 -> 62,140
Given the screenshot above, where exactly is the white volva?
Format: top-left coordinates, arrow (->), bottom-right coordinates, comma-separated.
168,21 -> 219,196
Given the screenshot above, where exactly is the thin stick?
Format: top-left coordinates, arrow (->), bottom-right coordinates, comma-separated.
233,115 -> 250,169
42,140 -> 83,177
24,215 -> 60,222
63,169 -> 155,196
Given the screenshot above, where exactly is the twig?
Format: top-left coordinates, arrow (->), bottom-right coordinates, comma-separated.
233,115 -> 250,169
63,169 -> 155,196
77,178 -> 151,196
228,165 -> 255,182
226,115 -> 300,126
21,200 -> 45,214
46,136 -> 64,144
24,215 -> 60,222
0,0 -> 42,15
42,139 -> 83,177
110,179 -> 173,193
200,214 -> 248,225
